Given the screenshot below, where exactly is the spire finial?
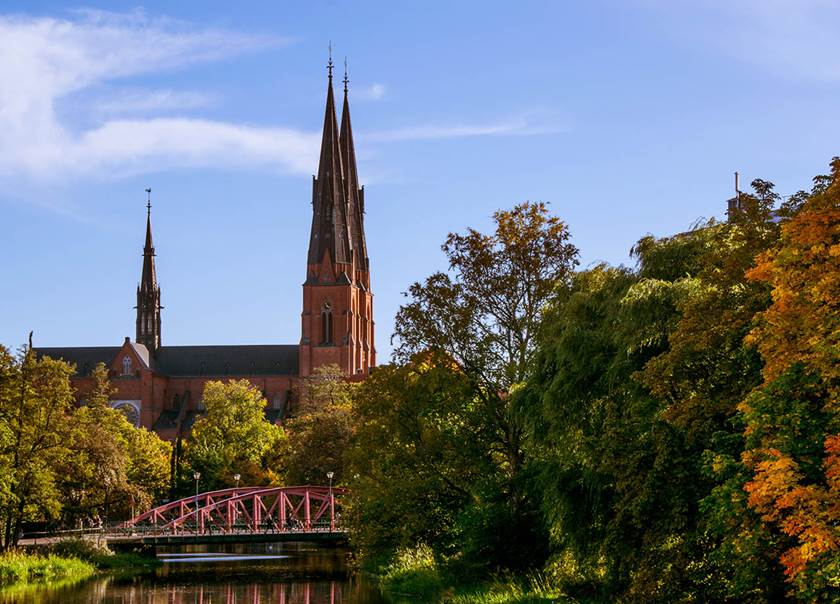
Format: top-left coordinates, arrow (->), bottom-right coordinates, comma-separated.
343,57 -> 349,93
327,41 -> 333,80
145,187 -> 151,216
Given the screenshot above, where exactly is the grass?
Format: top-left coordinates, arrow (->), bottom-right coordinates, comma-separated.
0,551 -> 95,587
380,544 -> 444,596
446,575 -> 572,603
378,545 -> 573,603
0,538 -> 160,591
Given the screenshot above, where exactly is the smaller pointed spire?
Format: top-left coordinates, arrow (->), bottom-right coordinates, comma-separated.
137,188 -> 161,353
144,188 -> 153,251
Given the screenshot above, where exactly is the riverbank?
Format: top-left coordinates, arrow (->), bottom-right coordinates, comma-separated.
0,552 -> 94,587
0,539 -> 161,590
377,546 -> 574,604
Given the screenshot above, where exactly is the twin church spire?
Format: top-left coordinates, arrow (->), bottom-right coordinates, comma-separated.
307,53 -> 369,285
300,52 -> 375,376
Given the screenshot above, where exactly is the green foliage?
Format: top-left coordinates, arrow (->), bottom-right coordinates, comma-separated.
379,546 -> 570,604
279,365 -> 354,485
355,202 -> 574,575
380,544 -> 444,596
448,574 -> 571,604
0,346 -> 76,548
360,173 -> 840,602
49,537 -> 112,562
183,379 -> 284,491
0,551 -> 94,587
59,363 -> 171,524
347,355 -> 486,561
0,351 -> 171,546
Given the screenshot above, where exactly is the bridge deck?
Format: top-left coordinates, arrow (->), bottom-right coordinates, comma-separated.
108,530 -> 349,546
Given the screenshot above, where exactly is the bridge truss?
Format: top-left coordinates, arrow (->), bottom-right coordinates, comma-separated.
124,486 -> 345,536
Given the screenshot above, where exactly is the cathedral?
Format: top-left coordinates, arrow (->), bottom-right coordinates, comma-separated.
37,61 -> 375,441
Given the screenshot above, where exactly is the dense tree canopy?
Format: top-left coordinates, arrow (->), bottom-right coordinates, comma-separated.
346,160 -> 839,602
360,201 -> 579,572
183,379 -> 284,491
0,350 -> 170,548
280,365 -> 355,486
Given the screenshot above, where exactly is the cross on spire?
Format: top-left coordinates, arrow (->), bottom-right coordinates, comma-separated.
343,57 -> 349,93
327,42 -> 333,80
145,187 -> 152,215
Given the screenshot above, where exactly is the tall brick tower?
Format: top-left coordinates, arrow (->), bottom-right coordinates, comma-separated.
136,190 -> 162,355
299,57 -> 375,377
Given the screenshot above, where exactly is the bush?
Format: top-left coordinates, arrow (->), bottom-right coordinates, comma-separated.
380,544 -> 444,596
50,537 -> 113,562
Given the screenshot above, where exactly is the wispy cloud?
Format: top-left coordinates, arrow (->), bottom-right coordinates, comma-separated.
0,9 -> 564,188
0,10 -> 312,181
643,0 -> 840,82
370,113 -> 566,143
90,89 -> 217,116
354,83 -> 387,101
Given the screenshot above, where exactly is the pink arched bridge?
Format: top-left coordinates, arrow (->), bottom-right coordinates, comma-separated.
115,485 -> 346,544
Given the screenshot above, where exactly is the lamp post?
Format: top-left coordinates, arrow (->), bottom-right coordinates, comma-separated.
232,473 -> 241,532
326,471 -> 335,531
193,471 -> 201,533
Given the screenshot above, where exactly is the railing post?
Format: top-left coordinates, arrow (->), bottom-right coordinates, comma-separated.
253,493 -> 261,532
305,491 -> 311,532
280,492 -> 287,531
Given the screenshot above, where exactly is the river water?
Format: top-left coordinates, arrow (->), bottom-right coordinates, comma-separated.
0,542 -> 389,603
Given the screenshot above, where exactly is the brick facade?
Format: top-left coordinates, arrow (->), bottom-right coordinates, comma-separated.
37,64 -> 374,442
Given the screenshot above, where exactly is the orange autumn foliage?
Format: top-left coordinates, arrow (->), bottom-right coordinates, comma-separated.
744,437 -> 840,579
746,159 -> 840,392
742,160 -> 840,586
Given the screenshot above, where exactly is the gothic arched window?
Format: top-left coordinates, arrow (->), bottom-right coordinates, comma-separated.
321,301 -> 333,345
122,356 -> 132,376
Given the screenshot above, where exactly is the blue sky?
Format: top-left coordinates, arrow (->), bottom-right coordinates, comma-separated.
2,1 -> 839,359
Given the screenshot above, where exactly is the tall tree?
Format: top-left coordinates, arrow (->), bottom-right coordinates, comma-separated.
350,202 -> 576,571
280,365 -> 355,485
347,352 -> 491,563
60,363 -> 170,525
183,380 -> 284,491
0,345 -> 74,548
394,201 -> 578,489
737,159 -> 840,600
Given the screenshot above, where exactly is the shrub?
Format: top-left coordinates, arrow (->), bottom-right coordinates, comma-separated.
50,537 -> 113,562
380,544 -> 444,596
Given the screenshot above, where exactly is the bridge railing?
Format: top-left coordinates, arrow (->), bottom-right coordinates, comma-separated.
120,485 -> 347,538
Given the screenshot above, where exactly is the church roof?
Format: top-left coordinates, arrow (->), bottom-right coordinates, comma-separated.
36,346 -> 120,376
154,345 -> 299,376
36,344 -> 299,377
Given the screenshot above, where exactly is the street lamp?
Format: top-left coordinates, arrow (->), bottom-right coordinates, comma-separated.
326,471 -> 335,531
232,473 -> 241,532
193,471 -> 201,532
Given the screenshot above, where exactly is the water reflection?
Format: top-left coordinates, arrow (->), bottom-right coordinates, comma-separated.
0,542 -> 387,604
1,576 -> 386,604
